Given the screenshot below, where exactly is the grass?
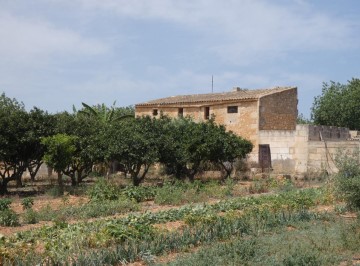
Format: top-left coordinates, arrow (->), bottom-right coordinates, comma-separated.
0,176 -> 351,265
161,216 -> 357,266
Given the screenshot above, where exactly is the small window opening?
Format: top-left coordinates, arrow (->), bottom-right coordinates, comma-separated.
204,107 -> 210,120
152,109 -> 158,116
227,106 -> 238,113
178,108 -> 184,118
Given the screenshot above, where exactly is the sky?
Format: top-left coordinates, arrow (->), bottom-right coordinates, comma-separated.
1,0 -> 359,118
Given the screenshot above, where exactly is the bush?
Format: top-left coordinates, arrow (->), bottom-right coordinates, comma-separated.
87,178 -> 121,201
154,181 -> 209,205
0,209 -> 19,226
0,199 -> 12,211
122,185 -> 157,202
335,149 -> 360,209
248,180 -> 269,194
21,197 -> 34,210
23,209 -> 39,224
46,186 -> 64,198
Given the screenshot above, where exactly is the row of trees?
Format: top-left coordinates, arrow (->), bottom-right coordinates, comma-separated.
0,93 -> 253,194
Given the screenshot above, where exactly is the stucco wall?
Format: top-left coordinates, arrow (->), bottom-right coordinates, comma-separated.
259,88 -> 297,130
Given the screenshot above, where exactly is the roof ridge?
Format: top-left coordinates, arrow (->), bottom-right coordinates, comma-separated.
136,86 -> 296,106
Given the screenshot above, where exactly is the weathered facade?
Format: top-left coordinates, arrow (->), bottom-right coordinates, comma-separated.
135,86 -> 359,176
136,86 -> 298,154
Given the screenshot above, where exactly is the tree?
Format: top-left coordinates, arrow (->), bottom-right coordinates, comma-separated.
54,111 -> 101,185
311,78 -> 360,130
104,116 -> 160,186
206,121 -> 253,178
158,117 -> 253,181
41,134 -> 77,194
0,93 -> 29,194
26,107 -> 56,181
78,102 -> 134,124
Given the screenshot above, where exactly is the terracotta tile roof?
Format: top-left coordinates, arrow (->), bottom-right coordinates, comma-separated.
136,86 -> 296,106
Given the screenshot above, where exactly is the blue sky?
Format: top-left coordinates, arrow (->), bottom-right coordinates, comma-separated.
1,0 -> 359,118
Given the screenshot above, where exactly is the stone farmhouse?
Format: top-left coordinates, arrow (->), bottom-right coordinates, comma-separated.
135,87 -> 359,177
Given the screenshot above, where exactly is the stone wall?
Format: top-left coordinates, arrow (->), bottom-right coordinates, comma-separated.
308,125 -> 350,141
258,124 -> 359,175
307,140 -> 359,175
258,126 -> 305,174
259,88 -> 297,130
135,100 -> 259,147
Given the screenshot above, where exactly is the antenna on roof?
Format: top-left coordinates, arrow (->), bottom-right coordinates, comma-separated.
212,75 -> 214,93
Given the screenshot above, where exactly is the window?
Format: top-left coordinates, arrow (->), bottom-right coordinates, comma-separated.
204,107 -> 210,120
227,106 -> 238,113
152,109 -> 158,116
178,108 -> 184,118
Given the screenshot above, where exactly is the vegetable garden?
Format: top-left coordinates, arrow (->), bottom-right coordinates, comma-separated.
1,93 -> 360,265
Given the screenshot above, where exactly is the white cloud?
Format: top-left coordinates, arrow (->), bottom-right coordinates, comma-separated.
0,11 -> 109,64
72,0 -> 355,65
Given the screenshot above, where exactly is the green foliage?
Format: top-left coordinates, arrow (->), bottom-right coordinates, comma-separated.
249,180 -> 269,194
335,149 -> 360,209
36,198 -> 139,222
159,117 -> 253,180
340,218 -> 360,251
311,78 -> 360,130
104,116 -> 161,185
0,198 -> 11,211
21,197 -> 34,210
297,113 -> 312,124
23,209 -> 39,224
54,112 -> 101,185
0,209 -> 19,226
0,187 -> 335,264
87,178 -> 121,201
0,93 -> 29,193
78,102 -> 133,124
122,185 -> 157,202
41,133 -> 77,173
46,186 -> 64,198
154,181 -> 209,205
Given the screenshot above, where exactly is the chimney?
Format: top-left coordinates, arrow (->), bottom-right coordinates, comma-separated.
232,87 -> 241,91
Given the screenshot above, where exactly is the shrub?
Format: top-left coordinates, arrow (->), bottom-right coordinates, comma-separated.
154,184 -> 184,205
0,198 -> 12,211
122,185 -> 157,202
46,186 -> 64,198
154,181 -> 209,205
335,149 -> 360,209
87,178 -> 121,201
21,197 -> 34,210
248,180 -> 269,194
23,209 -> 39,224
0,209 -> 19,226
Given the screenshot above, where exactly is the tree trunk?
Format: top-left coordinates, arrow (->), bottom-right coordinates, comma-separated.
70,175 -> 77,186
57,172 -> 64,195
0,180 -> 9,195
29,163 -> 42,181
132,176 -> 141,186
16,176 -> 23,188
47,166 -> 53,178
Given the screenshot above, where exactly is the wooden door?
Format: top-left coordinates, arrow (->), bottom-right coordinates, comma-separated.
259,144 -> 272,172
